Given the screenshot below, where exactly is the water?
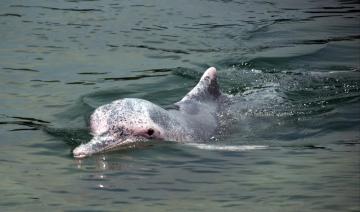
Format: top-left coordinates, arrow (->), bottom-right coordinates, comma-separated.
0,0 -> 359,211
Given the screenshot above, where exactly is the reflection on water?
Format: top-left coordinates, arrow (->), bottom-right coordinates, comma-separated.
0,0 -> 359,211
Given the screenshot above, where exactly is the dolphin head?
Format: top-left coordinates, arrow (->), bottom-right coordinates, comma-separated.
73,98 -> 168,158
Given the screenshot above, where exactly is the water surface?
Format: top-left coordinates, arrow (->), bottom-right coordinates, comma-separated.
0,0 -> 359,211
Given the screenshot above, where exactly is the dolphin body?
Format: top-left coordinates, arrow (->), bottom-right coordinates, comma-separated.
73,67 -> 228,158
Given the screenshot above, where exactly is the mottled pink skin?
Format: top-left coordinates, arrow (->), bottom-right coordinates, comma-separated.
89,100 -> 165,139
205,67 -> 217,80
73,67 -> 225,158
89,106 -> 108,135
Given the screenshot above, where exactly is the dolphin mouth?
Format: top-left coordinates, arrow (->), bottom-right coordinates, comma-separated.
73,136 -> 142,158
73,143 -> 96,158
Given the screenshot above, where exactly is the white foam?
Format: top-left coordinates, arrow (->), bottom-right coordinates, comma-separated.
185,143 -> 268,151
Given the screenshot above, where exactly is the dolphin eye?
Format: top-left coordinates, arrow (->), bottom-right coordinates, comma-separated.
147,128 -> 154,136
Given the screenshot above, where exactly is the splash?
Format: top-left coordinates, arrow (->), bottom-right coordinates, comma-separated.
185,143 -> 268,151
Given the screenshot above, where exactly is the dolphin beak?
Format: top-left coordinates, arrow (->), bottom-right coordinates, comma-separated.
73,135 -> 139,158
73,143 -> 93,159
73,138 -> 103,158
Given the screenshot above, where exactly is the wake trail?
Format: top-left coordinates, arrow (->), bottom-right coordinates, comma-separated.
185,143 -> 268,151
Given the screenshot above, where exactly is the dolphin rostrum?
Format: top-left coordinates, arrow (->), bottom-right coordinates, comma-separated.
73,67 -> 228,158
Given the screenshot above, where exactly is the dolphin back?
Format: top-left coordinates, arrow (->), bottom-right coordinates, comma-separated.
166,67 -> 226,141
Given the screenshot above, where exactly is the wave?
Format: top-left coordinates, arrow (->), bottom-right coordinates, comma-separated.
185,143 -> 268,151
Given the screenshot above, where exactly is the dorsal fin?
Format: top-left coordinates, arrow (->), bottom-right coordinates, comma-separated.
179,67 -> 221,102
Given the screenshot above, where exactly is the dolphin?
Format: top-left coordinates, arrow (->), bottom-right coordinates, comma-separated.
73,67 -> 228,158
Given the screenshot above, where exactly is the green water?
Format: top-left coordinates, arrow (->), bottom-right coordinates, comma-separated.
0,0 -> 359,211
